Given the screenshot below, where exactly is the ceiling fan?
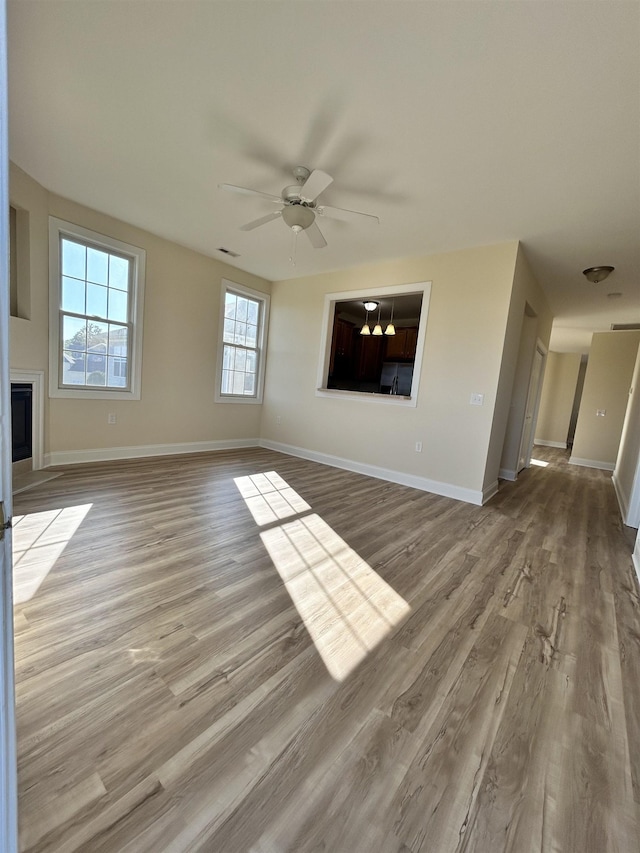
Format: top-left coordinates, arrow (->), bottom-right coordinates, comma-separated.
219,166 -> 379,249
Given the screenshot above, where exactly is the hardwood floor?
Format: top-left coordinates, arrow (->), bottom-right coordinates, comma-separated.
11,447 -> 640,852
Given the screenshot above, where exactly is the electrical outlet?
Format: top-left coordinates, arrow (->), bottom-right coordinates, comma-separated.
415,441 -> 423,453
470,393 -> 484,406
107,413 -> 116,424
596,409 -> 606,417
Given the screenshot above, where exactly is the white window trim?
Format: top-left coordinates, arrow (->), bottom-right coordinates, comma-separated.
48,217 -> 146,400
215,279 -> 270,405
316,281 -> 431,409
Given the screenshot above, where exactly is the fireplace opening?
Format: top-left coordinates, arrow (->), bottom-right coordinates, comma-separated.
11,383 -> 33,464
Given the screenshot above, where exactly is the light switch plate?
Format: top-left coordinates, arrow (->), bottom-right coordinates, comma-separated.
470,393 -> 484,406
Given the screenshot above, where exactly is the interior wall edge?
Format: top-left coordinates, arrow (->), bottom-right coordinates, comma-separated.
612,472 -> 629,526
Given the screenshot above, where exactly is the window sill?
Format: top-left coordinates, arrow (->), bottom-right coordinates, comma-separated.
214,394 -> 263,405
316,387 -> 416,407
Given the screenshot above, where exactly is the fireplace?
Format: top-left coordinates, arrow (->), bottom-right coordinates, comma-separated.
11,383 -> 33,464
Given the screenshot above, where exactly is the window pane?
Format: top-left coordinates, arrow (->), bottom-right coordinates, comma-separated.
221,369 -> 232,394
233,349 -> 247,372
232,372 -> 245,394
61,239 -> 86,279
62,276 -> 85,314
108,255 -> 130,291
108,324 -> 128,356
87,283 -> 108,318
223,318 -> 236,343
87,248 -> 109,285
244,373 -> 256,395
107,356 -> 127,387
87,355 -> 107,386
86,320 -> 108,351
62,351 -> 86,386
245,323 -> 258,347
223,344 -> 234,369
63,315 -> 87,350
234,322 -> 247,346
108,288 -> 128,322
225,293 -> 237,319
247,300 -> 259,325
236,297 -> 248,322
246,351 -> 257,374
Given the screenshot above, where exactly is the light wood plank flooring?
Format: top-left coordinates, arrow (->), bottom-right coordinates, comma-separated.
12,447 -> 640,852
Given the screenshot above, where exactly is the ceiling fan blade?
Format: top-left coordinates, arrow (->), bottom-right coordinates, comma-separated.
317,204 -> 379,225
239,211 -> 282,231
305,220 -> 327,248
219,183 -> 282,203
298,169 -> 333,203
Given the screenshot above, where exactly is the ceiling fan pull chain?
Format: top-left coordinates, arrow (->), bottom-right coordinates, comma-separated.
289,229 -> 297,266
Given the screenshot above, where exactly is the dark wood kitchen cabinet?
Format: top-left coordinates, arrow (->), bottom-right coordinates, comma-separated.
384,326 -> 418,360
329,317 -> 355,377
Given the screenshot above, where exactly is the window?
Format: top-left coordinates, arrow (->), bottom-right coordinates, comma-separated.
216,281 -> 269,404
317,282 -> 431,408
49,218 -> 146,400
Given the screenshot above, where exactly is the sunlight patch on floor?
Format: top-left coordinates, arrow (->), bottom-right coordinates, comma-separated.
235,472 -> 410,681
234,471 -> 311,525
530,458 -> 549,468
12,504 -> 93,604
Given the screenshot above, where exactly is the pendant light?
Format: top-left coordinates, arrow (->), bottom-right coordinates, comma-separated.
385,299 -> 396,336
360,300 -> 378,335
372,304 -> 383,336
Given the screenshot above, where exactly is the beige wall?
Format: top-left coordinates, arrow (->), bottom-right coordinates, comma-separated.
9,163 -> 271,457
535,351 -> 581,446
571,330 -> 640,468
485,244 -> 552,486
614,343 -> 640,524
261,241 -> 529,500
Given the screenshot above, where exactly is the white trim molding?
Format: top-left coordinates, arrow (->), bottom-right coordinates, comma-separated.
48,217 -> 146,401
612,472 -> 629,525
46,438 -> 260,467
315,281 -> 431,409
499,468 -> 518,482
533,439 -> 567,449
633,531 -> 640,589
260,438 -> 486,506
569,456 -> 615,471
9,369 -> 44,470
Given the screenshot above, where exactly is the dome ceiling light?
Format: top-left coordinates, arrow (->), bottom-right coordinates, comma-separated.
583,266 -> 615,283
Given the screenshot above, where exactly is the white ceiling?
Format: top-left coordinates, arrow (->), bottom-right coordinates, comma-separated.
7,1 -> 640,352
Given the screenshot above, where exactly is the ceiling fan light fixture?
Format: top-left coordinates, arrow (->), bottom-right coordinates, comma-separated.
363,301 -> 378,312
583,265 -> 614,283
282,204 -> 315,231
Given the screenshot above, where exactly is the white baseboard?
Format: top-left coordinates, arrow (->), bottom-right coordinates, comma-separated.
482,480 -> 500,502
259,438 -> 486,506
612,472 -> 630,525
45,438 -> 260,467
569,456 -> 615,471
499,468 -> 517,481
533,439 -> 567,449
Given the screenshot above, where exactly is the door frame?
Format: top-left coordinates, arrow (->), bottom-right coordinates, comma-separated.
518,339 -> 548,472
0,0 -> 18,848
